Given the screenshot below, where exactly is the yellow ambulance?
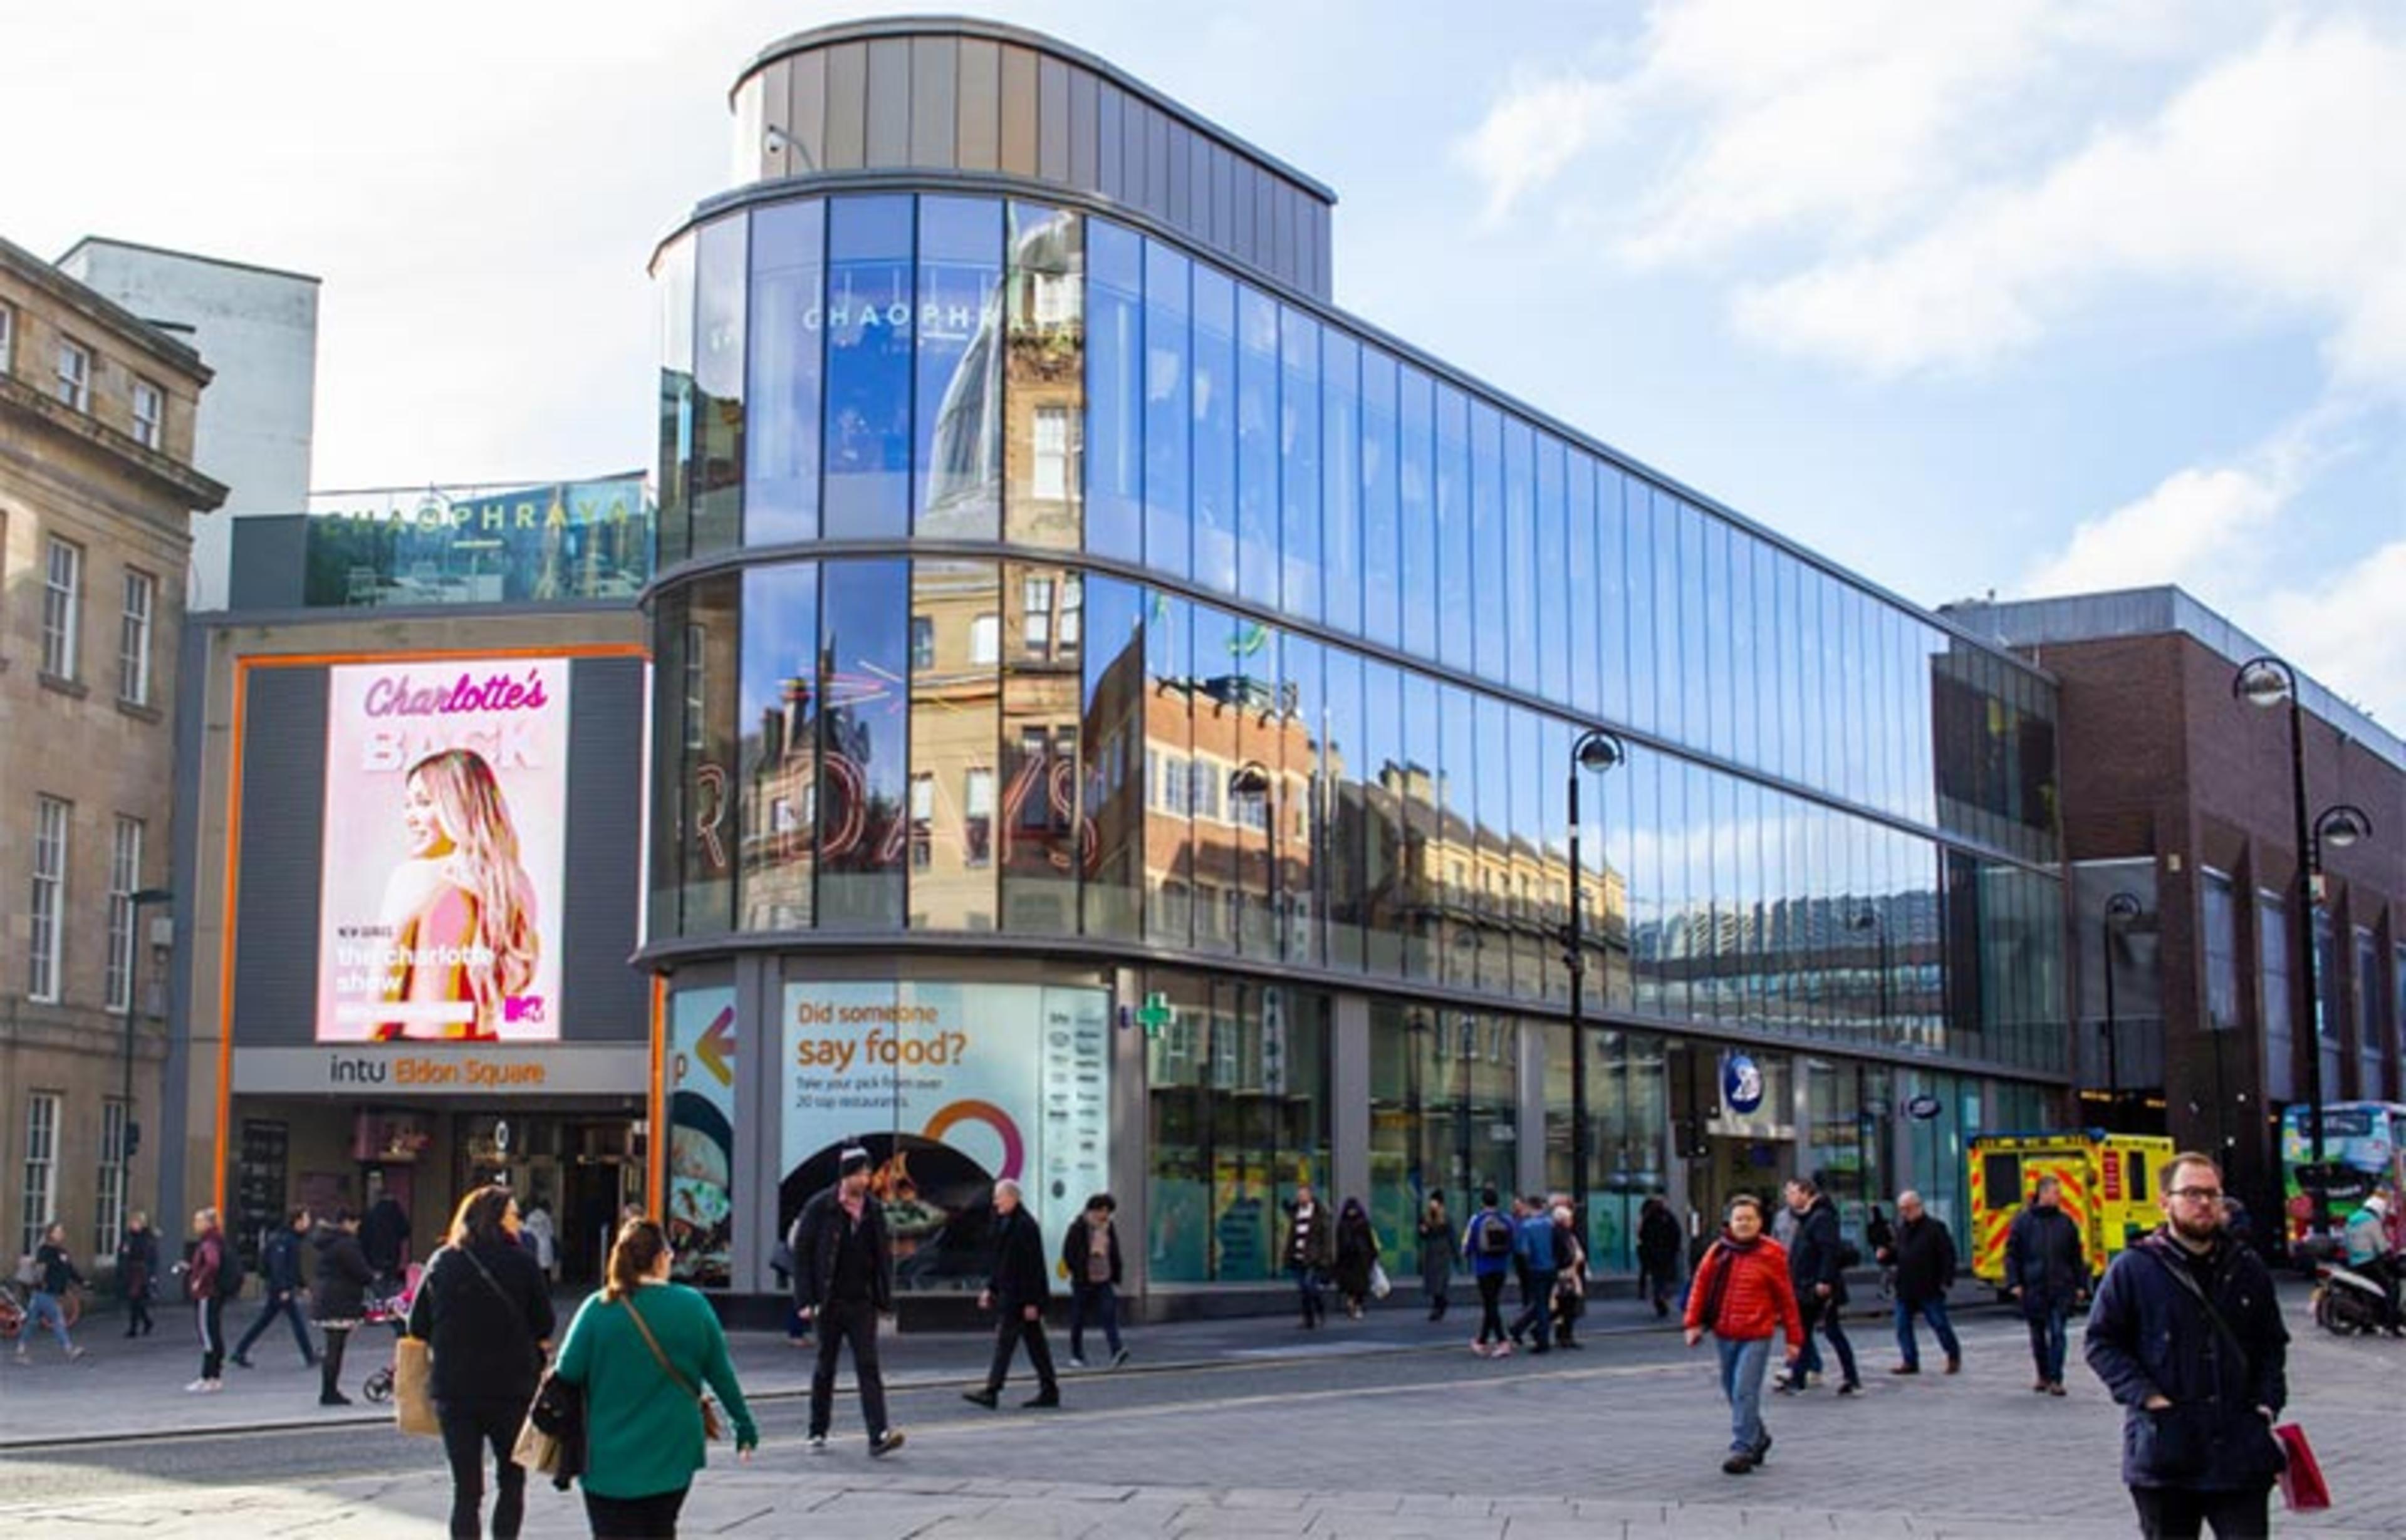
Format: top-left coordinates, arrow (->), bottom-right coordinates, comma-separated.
1967,1130 -> 2175,1292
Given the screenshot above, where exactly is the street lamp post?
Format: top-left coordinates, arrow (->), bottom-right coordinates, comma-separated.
1563,729 -> 1627,1237
121,887 -> 174,1227
2232,655 -> 2376,1237
2100,891 -> 2143,1132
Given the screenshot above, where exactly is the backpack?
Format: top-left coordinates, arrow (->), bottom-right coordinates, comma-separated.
216,1237 -> 247,1298
1836,1240 -> 1863,1270
1477,1212 -> 1515,1257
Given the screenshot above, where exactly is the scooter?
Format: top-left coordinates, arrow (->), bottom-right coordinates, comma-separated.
2310,1257 -> 2399,1336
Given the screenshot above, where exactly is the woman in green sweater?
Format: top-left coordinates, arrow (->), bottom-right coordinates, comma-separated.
554,1219 -> 758,1537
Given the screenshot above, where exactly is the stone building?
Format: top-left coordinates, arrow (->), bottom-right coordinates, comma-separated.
0,234 -> 224,1269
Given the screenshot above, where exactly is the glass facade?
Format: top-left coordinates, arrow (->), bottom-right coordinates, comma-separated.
648,176 -> 2069,1289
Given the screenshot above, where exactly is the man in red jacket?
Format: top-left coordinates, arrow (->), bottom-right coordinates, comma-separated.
1684,1194 -> 1805,1474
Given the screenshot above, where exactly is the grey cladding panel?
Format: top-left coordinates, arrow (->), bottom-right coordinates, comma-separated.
1038,55 -> 1071,181
234,667 -> 328,1046
824,42 -> 868,169
866,38 -> 912,165
1097,84 -> 1123,200
910,36 -> 957,167
562,657 -> 648,1042
956,38 -> 1000,170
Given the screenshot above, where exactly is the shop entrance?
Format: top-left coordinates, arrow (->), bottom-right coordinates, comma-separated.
1670,1043 -> 1798,1266
450,1114 -> 643,1288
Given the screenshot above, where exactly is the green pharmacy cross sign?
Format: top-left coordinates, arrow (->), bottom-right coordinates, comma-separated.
1137,992 -> 1175,1039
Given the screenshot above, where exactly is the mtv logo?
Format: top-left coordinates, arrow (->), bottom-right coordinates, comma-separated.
505,996 -> 548,1026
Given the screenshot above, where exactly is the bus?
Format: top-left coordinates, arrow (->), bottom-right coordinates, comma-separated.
2281,1101 -> 2406,1241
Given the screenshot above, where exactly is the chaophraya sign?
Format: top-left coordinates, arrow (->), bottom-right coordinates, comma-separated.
316,658 -> 571,1043
779,981 -> 1110,1288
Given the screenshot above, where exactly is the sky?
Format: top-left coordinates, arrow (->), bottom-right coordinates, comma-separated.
8,0 -> 2402,726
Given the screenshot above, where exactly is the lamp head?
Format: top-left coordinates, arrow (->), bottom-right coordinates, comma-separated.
2233,657 -> 2293,709
1229,761 -> 1272,798
1574,731 -> 1627,774
2104,891 -> 2144,924
2315,804 -> 2373,851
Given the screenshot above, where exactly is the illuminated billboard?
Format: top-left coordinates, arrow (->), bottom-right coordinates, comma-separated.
316,658 -> 571,1043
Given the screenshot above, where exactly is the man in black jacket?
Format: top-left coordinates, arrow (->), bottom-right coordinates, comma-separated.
1638,1197 -> 1682,1319
231,1208 -> 318,1370
1779,1178 -> 1860,1395
2086,1152 -> 2287,1539
1881,1190 -> 1961,1375
2004,1175 -> 2088,1396
791,1147 -> 905,1456
964,1178 -> 1060,1409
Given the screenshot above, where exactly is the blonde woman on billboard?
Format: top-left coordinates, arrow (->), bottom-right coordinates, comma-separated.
373,747 -> 540,1041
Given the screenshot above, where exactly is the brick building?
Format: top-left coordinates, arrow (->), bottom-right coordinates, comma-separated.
0,236 -> 225,1269
1946,588 -> 2404,1231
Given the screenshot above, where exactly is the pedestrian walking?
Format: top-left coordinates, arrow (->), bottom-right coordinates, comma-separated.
1461,1187 -> 1516,1356
2085,1152 -> 2288,1539
964,1179 -> 1060,1410
1549,1204 -> 1586,1350
1882,1190 -> 1961,1375
789,1147 -> 905,1455
521,1200 -> 559,1283
1638,1196 -> 1682,1319
1332,1197 -> 1380,1320
232,1207 -> 318,1370
553,1219 -> 758,1540
2003,1175 -> 2088,1395
1777,1177 -> 1860,1395
116,1212 -> 160,1338
1283,1182 -> 1336,1329
311,1209 -> 375,1406
181,1206 -> 240,1392
1865,1205 -> 1897,1299
404,1187 -> 556,1540
363,1189 -> 412,1294
1418,1191 -> 1454,1321
17,1223 -> 86,1362
1683,1195 -> 1804,1475
1060,1193 -> 1129,1368
1508,1195 -> 1557,1353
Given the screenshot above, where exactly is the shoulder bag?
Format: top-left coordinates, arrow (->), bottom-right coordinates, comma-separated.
622,1293 -> 724,1442
2139,1245 -> 2308,1503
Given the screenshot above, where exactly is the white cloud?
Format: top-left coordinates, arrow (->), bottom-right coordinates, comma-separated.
2019,462 -> 2290,598
2261,539 -> 2406,730
1456,75 -> 1623,226
1731,14 -> 2406,383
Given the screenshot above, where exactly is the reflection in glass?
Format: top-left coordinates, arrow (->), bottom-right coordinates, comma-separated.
1401,368 -> 1440,660
1191,269 -> 1237,596
746,200 -> 823,544
823,197 -> 915,539
1000,562 -> 1082,933
1536,436 -> 1567,706
739,563 -> 821,930
1004,203 -> 1085,549
1080,575 -> 1147,940
1475,693 -> 1509,996
1278,306 -> 1321,623
1140,239 -> 1190,579
1086,220 -> 1143,564
1360,349 -> 1400,649
1565,450 -> 1597,717
1321,331 -> 1361,637
656,575 -> 738,935
914,199 -> 1002,540
1502,417 -> 1534,692
907,561 -> 1001,930
1359,658 -> 1404,978
818,558 -> 911,927
1235,287 -> 1279,608
1145,591 -> 1195,950
655,236 -> 696,568
692,215 -> 747,557
1471,404 -> 1505,685
1400,670 -> 1439,982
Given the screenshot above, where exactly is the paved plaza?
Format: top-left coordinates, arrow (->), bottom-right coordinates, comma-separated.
2,1283 -> 2400,1537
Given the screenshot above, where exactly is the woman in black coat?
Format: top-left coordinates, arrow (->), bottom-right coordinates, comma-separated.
405,1187 -> 556,1540
311,1209 -> 376,1406
1418,1192 -> 1454,1321
115,1212 -> 161,1337
1332,1198 -> 1380,1320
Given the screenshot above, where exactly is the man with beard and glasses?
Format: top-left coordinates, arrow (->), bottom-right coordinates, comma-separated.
2085,1152 -> 2288,1539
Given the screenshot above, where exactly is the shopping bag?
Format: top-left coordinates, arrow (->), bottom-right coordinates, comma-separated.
2273,1423 -> 2330,1511
1370,1262 -> 1392,1300
511,1413 -> 562,1476
393,1336 -> 439,1438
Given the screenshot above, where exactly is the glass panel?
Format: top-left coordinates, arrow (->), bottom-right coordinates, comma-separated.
1080,575 -> 1147,940
1565,449 -> 1597,716
746,199 -> 823,545
1679,502 -> 1708,757
1191,268 -> 1238,596
655,236 -> 696,568
823,196 -> 915,539
1004,202 -> 1085,549
1475,693 -> 1511,996
1508,705 -> 1543,1001
1320,330 -> 1360,636
818,558 -> 911,927
1235,286 -> 1280,608
912,197 -> 1002,540
1598,464 -> 1631,730
909,561 -> 1001,929
1471,404 -> 1506,684
1279,306 -> 1321,623
1321,644 -> 1365,971
1622,476 -> 1655,736
1504,418 -> 1537,694
1085,219 -> 1144,564
1140,238 -> 1190,579
1358,657 -> 1403,978
1401,670 -> 1440,982
1281,634 -> 1325,966
1653,489 -> 1684,747
1358,348 -> 1399,649
1434,386 -> 1472,674
996,562 -> 1081,934
1440,682 -> 1478,990
739,563 -> 820,929
660,575 -> 738,935
1145,593 -> 1196,950
690,215 -> 747,556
